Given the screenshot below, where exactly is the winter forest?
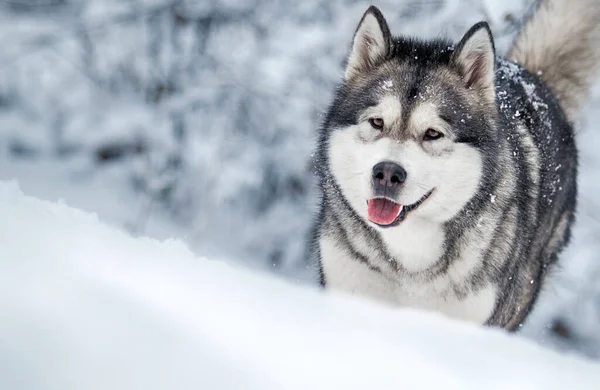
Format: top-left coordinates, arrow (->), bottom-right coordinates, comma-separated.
1,0 -> 600,387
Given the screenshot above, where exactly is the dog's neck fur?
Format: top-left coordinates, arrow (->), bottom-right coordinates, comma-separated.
319,177 -> 501,324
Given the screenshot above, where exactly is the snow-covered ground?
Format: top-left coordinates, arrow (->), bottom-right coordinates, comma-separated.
2,181 -> 600,390
1,0 -> 600,364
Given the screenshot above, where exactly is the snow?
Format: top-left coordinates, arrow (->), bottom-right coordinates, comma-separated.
0,0 -> 599,361
1,180 -> 600,390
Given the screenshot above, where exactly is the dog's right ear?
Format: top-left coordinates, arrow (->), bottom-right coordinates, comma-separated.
344,6 -> 392,81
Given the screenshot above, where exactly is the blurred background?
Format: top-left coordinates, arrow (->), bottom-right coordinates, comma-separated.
0,0 -> 598,359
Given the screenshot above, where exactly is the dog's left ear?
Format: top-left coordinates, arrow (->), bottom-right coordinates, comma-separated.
451,22 -> 496,103
344,6 -> 392,81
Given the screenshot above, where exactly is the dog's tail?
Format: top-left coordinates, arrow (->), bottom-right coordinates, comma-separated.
507,0 -> 600,121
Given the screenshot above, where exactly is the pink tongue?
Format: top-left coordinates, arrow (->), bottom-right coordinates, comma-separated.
368,198 -> 402,225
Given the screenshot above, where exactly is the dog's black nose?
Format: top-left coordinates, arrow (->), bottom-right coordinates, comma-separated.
372,161 -> 407,192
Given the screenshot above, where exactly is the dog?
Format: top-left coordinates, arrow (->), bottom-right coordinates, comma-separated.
311,0 -> 600,330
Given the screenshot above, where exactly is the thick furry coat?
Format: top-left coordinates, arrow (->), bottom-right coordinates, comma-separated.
311,0 -> 600,330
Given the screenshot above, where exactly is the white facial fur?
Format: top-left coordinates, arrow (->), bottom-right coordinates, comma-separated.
328,97 -> 483,227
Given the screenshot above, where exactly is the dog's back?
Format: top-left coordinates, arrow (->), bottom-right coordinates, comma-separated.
488,0 -> 600,326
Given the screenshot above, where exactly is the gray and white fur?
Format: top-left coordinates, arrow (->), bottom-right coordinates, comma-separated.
311,0 -> 600,330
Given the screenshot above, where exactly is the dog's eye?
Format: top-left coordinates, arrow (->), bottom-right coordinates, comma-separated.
369,118 -> 384,130
424,128 -> 443,140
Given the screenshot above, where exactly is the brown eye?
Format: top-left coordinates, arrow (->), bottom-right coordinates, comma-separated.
424,128 -> 443,140
369,117 -> 384,130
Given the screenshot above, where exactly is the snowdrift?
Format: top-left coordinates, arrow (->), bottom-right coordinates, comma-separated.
0,181 -> 599,390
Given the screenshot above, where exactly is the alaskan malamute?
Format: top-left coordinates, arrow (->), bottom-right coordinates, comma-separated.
312,0 -> 600,330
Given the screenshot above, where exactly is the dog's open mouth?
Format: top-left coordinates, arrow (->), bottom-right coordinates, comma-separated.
367,189 -> 433,227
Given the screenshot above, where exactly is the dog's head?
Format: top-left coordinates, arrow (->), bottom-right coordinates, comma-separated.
321,6 -> 498,228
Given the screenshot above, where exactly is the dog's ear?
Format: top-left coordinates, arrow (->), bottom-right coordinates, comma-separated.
344,6 -> 392,81
451,22 -> 496,103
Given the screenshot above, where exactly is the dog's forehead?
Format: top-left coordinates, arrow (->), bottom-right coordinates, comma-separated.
333,59 -> 472,135
354,66 -> 473,143
386,67 -> 470,123
367,66 -> 456,110
354,63 -> 447,109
